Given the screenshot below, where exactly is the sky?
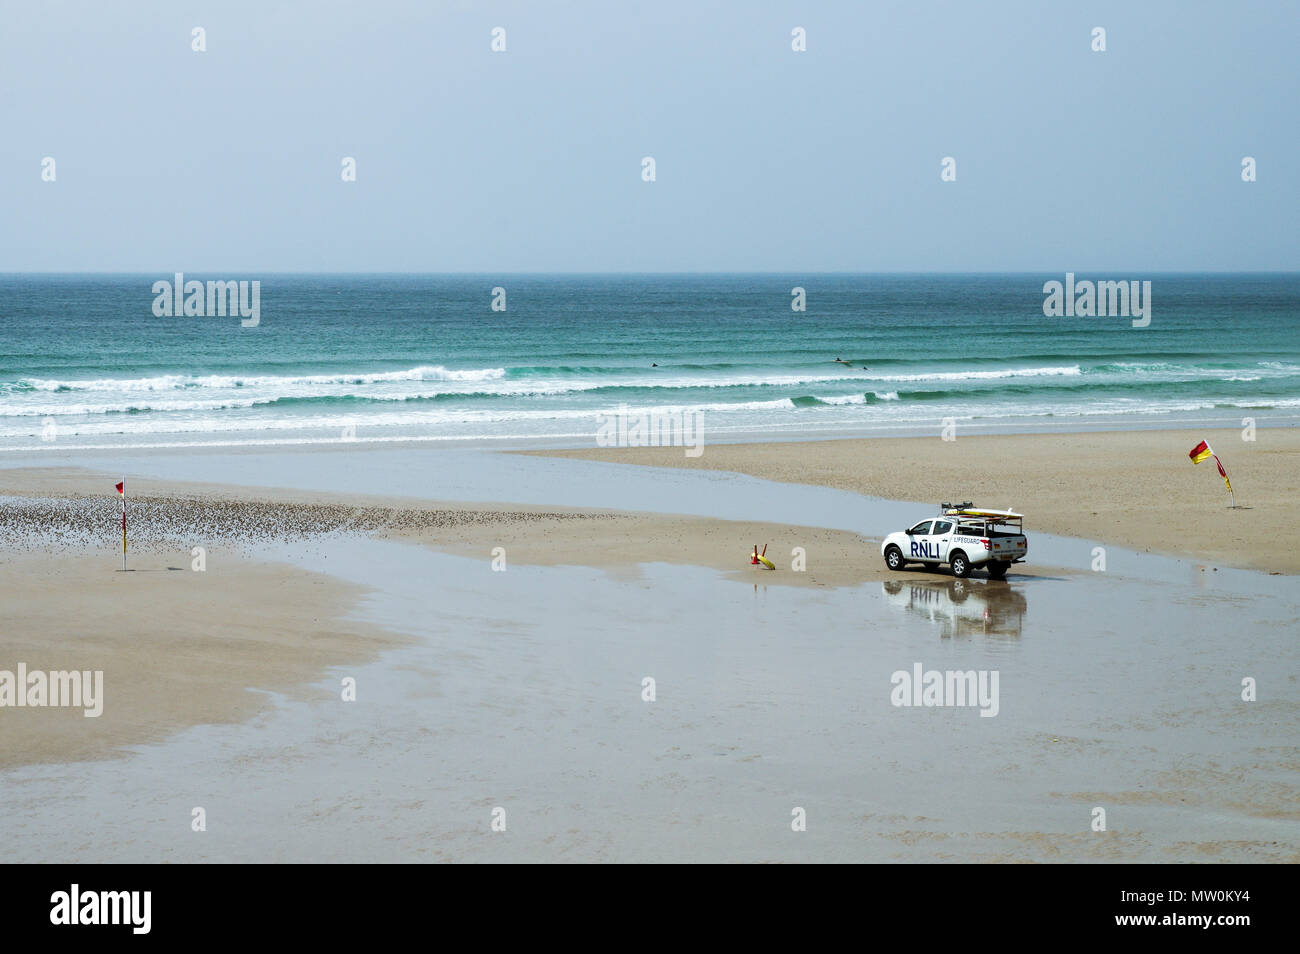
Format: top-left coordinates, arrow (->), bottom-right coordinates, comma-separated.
1,0 -> 1296,272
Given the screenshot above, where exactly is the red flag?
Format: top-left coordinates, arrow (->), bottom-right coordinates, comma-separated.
117,478 -> 126,569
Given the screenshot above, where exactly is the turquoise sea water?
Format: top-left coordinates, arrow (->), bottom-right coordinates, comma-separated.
1,274 -> 1296,450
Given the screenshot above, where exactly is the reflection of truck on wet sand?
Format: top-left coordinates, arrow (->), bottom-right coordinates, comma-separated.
882,578 -> 1028,639
881,505 -> 1028,579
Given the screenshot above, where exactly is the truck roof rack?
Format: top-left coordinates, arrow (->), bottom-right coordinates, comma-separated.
941,504 -> 1024,520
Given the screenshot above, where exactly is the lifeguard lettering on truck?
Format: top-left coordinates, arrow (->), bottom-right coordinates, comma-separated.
880,506 -> 1028,579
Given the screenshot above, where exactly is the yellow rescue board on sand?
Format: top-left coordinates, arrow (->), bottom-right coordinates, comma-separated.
754,553 -> 775,570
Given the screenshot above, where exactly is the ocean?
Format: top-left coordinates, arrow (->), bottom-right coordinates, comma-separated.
1,274 -> 1297,451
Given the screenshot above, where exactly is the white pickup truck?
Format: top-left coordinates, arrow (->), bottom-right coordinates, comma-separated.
881,506 -> 1027,579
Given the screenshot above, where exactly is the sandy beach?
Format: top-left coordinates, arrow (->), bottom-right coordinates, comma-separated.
0,550 -> 403,770
0,464 -> 957,590
531,427 -> 1300,575
1,435 -> 1296,863
0,463 -> 957,772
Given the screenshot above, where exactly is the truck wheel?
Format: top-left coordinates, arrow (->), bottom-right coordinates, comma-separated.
986,560 -> 1009,580
884,545 -> 906,570
950,551 -> 971,578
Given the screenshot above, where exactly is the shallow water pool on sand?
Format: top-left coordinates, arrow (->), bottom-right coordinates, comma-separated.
1,528 -> 1294,862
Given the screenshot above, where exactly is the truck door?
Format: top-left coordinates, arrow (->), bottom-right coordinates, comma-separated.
930,520 -> 954,561
906,520 -> 933,559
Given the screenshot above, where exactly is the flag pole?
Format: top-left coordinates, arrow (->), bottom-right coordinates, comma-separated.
121,477 -> 126,570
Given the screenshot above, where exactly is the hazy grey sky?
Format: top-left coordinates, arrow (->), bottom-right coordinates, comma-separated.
2,0 -> 1295,271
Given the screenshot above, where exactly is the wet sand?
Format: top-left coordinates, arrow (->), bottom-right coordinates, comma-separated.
0,549 -> 401,770
0,465 -> 1064,593
1,465 -> 1010,771
3,536 -> 1294,864
1,445 -> 1295,863
530,427 -> 1300,574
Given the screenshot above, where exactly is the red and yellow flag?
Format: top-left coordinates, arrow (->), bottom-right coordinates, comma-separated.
1214,456 -> 1232,493
1189,441 -> 1232,496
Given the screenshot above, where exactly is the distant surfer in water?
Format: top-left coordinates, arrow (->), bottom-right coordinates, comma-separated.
651,363 -> 658,367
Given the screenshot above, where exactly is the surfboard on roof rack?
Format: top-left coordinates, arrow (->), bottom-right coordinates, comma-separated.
944,507 -> 1023,520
